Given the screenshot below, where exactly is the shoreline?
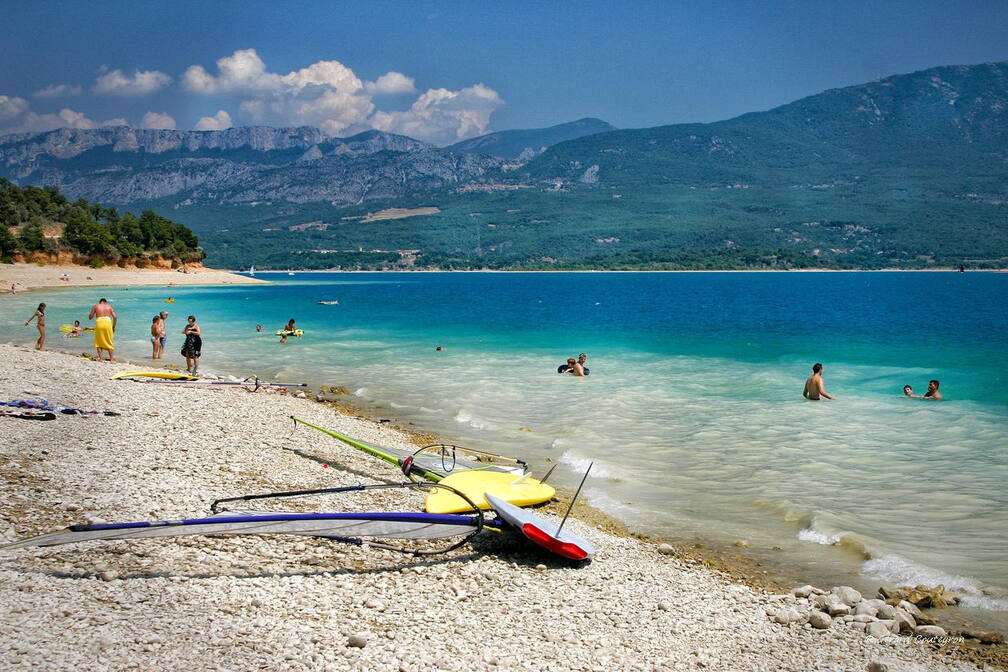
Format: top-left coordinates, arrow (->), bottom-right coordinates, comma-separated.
236,267 -> 1008,274
2,344 -> 1004,670
0,262 -> 267,292
4,340 -> 1004,669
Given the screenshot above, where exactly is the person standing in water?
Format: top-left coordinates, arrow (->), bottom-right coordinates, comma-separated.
803,362 -> 835,400
157,311 -> 168,359
88,298 -> 117,362
150,316 -> 162,359
24,302 -> 46,350
181,315 -> 202,375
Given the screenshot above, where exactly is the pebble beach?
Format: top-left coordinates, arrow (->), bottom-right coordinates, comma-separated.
0,344 -> 995,671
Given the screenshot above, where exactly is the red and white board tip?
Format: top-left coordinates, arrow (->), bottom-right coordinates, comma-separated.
485,492 -> 595,561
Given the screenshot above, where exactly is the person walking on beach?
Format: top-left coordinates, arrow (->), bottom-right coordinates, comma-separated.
88,298 -> 117,362
158,311 -> 168,358
923,379 -> 943,400
803,363 -> 835,400
181,315 -> 202,375
24,302 -> 46,350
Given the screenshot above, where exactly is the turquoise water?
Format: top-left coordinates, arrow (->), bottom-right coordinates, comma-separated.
2,271 -> 1006,615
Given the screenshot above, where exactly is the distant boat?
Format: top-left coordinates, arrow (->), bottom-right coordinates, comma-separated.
248,265 -> 255,276
288,271 -> 295,276
317,300 -> 340,305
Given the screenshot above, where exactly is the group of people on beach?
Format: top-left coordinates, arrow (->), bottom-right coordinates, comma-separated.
803,363 -> 943,401
557,352 -> 590,376
22,296 -> 203,374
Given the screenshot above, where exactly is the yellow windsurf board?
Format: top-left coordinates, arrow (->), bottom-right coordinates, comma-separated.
112,371 -> 198,381
425,471 -> 555,514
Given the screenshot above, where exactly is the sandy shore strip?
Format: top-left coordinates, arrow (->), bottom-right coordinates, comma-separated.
0,262 -> 265,292
0,345 -> 990,671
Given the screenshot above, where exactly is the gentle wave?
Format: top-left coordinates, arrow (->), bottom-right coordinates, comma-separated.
862,554 -> 1008,611
559,450 -> 617,479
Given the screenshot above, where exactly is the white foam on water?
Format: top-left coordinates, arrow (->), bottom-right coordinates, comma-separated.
862,554 -> 1008,611
453,410 -> 493,431
559,450 -> 616,479
797,527 -> 842,546
353,388 -> 367,397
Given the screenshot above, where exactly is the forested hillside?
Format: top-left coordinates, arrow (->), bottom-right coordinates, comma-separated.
0,180 -> 203,265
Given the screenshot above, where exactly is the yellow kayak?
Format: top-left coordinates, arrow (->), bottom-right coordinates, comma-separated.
424,471 -> 555,514
111,371 -> 198,381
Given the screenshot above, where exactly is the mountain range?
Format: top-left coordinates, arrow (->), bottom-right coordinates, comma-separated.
2,61 -> 1006,269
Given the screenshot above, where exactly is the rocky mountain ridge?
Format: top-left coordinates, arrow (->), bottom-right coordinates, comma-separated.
0,126 -> 499,206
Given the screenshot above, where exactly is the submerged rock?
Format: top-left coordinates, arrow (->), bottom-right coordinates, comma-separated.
961,630 -> 1004,644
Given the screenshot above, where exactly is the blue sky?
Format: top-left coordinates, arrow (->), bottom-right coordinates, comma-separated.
1,0 -> 1006,144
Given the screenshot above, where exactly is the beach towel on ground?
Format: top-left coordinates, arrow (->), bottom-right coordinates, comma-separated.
94,316 -> 114,350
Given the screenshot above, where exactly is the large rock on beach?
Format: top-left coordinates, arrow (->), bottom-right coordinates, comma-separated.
893,609 -> 916,634
831,586 -> 863,606
875,603 -> 897,620
914,625 -> 947,638
866,620 -> 898,639
854,602 -> 879,617
772,607 -> 805,625
827,600 -> 852,617
809,611 -> 832,629
897,600 -> 935,625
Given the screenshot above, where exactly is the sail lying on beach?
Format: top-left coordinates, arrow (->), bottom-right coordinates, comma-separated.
2,481 -> 595,562
2,483 -> 485,556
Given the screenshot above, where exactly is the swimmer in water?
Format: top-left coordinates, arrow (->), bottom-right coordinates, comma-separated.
923,379 -> 943,400
803,362 -> 835,401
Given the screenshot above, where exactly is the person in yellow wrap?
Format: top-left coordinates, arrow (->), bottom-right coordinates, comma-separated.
88,298 -> 118,363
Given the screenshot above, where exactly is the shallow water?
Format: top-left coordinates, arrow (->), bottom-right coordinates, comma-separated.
2,271 -> 1006,620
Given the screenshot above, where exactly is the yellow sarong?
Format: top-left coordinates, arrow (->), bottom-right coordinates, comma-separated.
94,316 -> 114,350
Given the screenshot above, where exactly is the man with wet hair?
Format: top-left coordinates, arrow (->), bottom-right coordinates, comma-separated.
923,379 -> 943,400
803,362 -> 835,401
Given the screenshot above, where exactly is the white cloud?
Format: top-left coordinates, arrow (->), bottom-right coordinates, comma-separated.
364,72 -> 416,96
180,49 -> 501,143
140,111 -> 176,130
182,49 -> 282,94
93,68 -> 172,96
0,95 -> 30,120
32,84 -> 82,99
370,83 -> 504,145
0,94 -> 127,134
194,109 -> 233,131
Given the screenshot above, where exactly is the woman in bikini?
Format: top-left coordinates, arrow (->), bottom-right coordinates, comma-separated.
24,302 -> 46,350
